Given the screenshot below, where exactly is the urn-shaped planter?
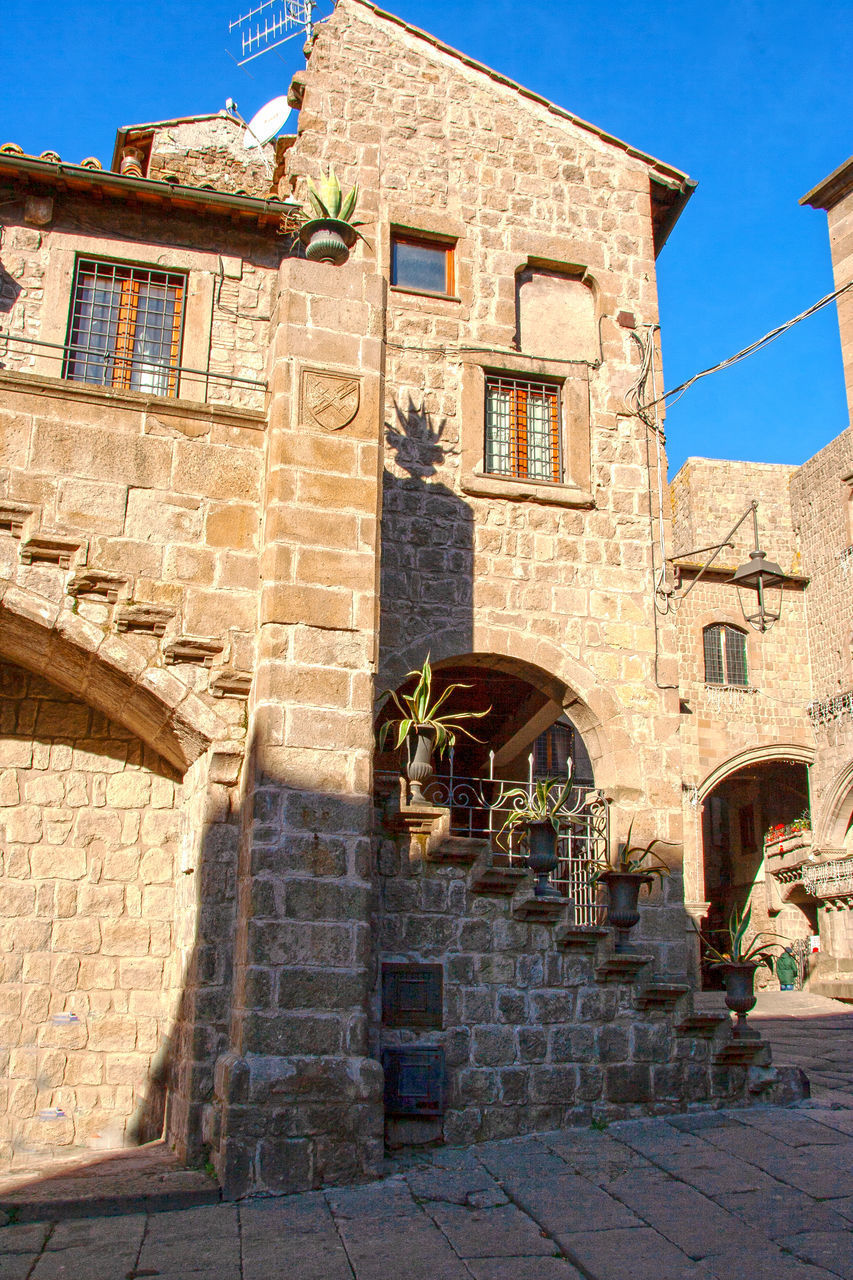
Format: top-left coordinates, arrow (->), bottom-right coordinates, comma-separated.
299,217 -> 358,265
719,960 -> 761,1039
406,726 -> 436,806
524,820 -> 562,900
602,871 -> 652,953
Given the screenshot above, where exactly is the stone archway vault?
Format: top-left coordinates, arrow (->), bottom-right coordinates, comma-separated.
696,743 -> 815,805
381,627 -> 635,795
0,580 -> 229,771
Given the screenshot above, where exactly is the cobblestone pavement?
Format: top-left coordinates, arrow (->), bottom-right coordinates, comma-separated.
2,994 -> 852,1280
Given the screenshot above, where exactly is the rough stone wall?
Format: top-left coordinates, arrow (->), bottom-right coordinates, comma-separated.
790,426 -> 853,699
164,749 -> 241,1165
285,0 -> 683,853
1,361 -> 266,715
144,117 -> 276,199
823,183 -> 853,423
789,428 -> 853,865
0,662 -> 181,1164
670,458 -> 801,572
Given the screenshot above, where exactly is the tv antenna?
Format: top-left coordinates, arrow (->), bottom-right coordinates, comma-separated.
229,0 -> 317,65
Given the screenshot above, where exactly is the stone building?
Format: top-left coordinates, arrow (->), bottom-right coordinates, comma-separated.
0,0 -> 806,1196
672,154 -> 853,999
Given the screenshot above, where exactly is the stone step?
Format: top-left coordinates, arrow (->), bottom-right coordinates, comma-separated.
0,1142 -> 219,1223
713,1034 -> 772,1066
469,858 -> 528,895
634,982 -> 691,1012
594,953 -> 654,983
511,890 -> 569,923
428,836 -> 491,865
676,1012 -> 730,1038
554,925 -> 609,953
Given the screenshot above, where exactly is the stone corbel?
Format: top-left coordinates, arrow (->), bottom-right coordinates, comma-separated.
0,501 -> 36,539
68,569 -> 129,604
210,668 -> 252,698
164,636 -> 224,667
115,603 -> 175,636
20,531 -> 87,570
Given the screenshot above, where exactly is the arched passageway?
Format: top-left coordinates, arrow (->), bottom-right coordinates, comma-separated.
700,758 -> 814,988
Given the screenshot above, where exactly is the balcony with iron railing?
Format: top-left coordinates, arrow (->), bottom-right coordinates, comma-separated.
0,331 -> 267,414
376,747 -> 609,926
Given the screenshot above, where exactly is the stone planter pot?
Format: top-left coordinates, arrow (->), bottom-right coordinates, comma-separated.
602,871 -> 652,953
718,960 -> 761,1039
299,218 -> 358,264
406,726 -> 436,806
525,820 -> 562,900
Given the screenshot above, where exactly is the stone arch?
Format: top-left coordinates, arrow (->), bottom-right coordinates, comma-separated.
0,580 -> 228,772
814,759 -> 853,849
696,743 -> 815,804
381,625 -> 632,793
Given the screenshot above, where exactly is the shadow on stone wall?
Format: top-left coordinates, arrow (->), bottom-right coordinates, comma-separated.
379,398 -> 474,685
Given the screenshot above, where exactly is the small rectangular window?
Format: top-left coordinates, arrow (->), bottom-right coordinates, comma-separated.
391,233 -> 454,296
484,375 -> 562,483
64,258 -> 186,398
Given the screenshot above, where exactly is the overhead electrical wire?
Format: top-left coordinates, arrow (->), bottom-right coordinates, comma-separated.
638,280 -> 853,414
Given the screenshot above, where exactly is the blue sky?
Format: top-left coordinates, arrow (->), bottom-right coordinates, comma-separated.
2,0 -> 851,475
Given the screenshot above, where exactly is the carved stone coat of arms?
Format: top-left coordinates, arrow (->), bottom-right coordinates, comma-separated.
302,370 -> 360,431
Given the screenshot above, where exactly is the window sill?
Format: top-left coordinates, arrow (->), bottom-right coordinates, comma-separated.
389,285 -> 461,303
703,683 -> 753,692
0,369 -> 267,429
461,470 -> 594,507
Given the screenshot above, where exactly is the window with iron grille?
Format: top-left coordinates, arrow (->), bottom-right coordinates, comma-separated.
533,719 -> 595,787
64,258 -> 186,397
703,623 -> 748,686
484,375 -> 562,483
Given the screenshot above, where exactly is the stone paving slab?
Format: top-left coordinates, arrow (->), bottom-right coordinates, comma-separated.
775,1231 -> 853,1280
3,1097 -> 853,1279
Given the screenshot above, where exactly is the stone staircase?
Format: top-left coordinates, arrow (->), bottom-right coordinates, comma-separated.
378,817 -> 807,1147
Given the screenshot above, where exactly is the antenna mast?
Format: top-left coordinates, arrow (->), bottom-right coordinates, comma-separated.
229,0 -> 317,65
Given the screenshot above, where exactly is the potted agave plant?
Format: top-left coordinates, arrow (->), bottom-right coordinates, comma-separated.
594,820 -> 673,952
377,655 -> 489,805
693,903 -> 782,1038
497,774 -> 576,900
299,166 -> 362,264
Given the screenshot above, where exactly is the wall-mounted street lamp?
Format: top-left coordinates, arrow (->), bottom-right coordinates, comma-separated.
665,501 -> 789,633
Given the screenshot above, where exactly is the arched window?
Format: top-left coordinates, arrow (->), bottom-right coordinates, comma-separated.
703,624 -> 748,686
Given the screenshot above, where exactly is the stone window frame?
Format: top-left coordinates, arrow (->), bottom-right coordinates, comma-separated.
32,232 -> 225,405
382,209 -> 469,310
461,350 -> 592,506
391,230 -> 456,300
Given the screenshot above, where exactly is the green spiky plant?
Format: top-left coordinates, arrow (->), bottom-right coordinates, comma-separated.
306,167 -> 360,224
692,902 -> 783,972
591,818 -> 674,889
377,654 -> 489,758
497,775 -> 577,841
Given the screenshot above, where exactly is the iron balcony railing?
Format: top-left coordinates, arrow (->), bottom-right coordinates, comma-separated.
377,747 -> 609,926
0,330 -> 266,407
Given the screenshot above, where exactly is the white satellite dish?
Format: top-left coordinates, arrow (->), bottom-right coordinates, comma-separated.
243,95 -> 292,149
